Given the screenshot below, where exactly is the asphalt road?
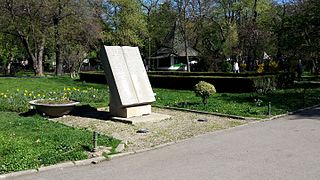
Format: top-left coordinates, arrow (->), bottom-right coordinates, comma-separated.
10,107 -> 320,180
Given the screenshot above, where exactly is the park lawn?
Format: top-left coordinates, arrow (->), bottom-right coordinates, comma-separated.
0,76 -> 319,117
0,76 -> 109,112
153,87 -> 320,118
0,111 -> 121,174
0,76 -> 106,92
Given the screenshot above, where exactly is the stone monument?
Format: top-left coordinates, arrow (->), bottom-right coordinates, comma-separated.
100,46 -> 156,118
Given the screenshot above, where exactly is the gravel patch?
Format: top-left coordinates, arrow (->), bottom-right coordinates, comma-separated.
52,107 -> 249,152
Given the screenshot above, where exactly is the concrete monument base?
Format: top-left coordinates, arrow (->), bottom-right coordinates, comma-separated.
110,104 -> 152,118
111,112 -> 171,124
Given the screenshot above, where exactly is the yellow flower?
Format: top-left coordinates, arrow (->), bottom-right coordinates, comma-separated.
73,87 -> 77,91
64,87 -> 66,91
37,94 -> 41,97
29,93 -> 32,97
24,93 -> 27,96
24,90 -> 28,93
16,89 -> 20,92
67,88 -> 71,91
0,93 -> 4,96
4,95 -> 7,98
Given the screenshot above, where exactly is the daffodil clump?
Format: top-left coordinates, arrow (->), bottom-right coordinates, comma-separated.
0,87 -> 107,112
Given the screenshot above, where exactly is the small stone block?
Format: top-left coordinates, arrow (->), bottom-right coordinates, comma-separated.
115,143 -> 125,153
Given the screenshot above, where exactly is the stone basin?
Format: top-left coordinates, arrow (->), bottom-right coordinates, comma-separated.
29,99 -> 80,117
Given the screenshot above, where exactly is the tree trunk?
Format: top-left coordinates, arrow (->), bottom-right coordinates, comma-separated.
33,37 -> 45,76
18,29 -> 45,76
55,40 -> 63,76
6,61 -> 12,75
54,1 -> 64,76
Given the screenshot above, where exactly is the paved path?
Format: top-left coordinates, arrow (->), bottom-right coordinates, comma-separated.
10,107 -> 320,180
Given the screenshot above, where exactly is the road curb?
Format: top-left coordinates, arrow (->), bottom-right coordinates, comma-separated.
37,162 -> 75,172
0,156 -> 108,179
0,169 -> 38,179
263,104 -> 320,121
73,156 -> 107,166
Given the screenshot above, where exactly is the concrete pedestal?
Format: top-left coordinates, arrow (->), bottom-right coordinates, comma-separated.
110,104 -> 152,118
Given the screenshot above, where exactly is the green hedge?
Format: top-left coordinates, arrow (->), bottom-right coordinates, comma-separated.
149,75 -> 275,92
79,72 -> 107,84
79,72 -> 293,93
147,71 -> 281,77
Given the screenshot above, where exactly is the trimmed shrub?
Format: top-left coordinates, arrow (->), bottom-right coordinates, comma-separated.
79,72 -> 107,84
148,75 -> 256,92
147,71 -> 280,77
79,72 -> 294,93
194,81 -> 216,105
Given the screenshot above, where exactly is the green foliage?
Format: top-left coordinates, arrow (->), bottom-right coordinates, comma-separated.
154,87 -> 320,118
148,1 -> 176,50
103,0 -> 147,47
218,61 -> 233,72
0,77 -> 108,112
0,112 -> 120,174
194,81 -> 216,105
257,63 -> 265,73
269,60 -> 279,72
223,23 -> 239,58
252,76 -> 277,94
79,72 -> 293,93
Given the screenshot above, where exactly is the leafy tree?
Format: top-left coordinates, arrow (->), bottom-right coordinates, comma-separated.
102,0 -> 148,47
47,0 -> 102,76
0,0 -> 51,76
0,33 -> 21,75
274,0 -> 320,73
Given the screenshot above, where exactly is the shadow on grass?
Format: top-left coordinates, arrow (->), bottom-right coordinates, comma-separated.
19,109 -> 37,117
175,101 -> 202,108
19,105 -> 113,121
70,105 -> 113,121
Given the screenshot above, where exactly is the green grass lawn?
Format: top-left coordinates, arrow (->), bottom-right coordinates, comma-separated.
0,76 -> 319,117
0,112 -> 120,174
0,76 -> 109,112
154,88 -> 320,118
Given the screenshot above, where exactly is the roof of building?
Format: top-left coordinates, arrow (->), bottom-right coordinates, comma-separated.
151,20 -> 199,59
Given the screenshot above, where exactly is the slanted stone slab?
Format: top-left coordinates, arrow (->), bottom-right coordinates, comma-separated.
100,46 -> 155,118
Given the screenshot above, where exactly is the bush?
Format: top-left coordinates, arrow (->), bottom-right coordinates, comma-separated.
252,76 -> 277,94
257,63 -> 264,73
218,61 -> 233,72
194,81 -> 216,105
269,60 -> 279,72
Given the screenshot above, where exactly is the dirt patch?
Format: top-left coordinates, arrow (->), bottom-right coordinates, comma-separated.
52,107 -> 249,152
